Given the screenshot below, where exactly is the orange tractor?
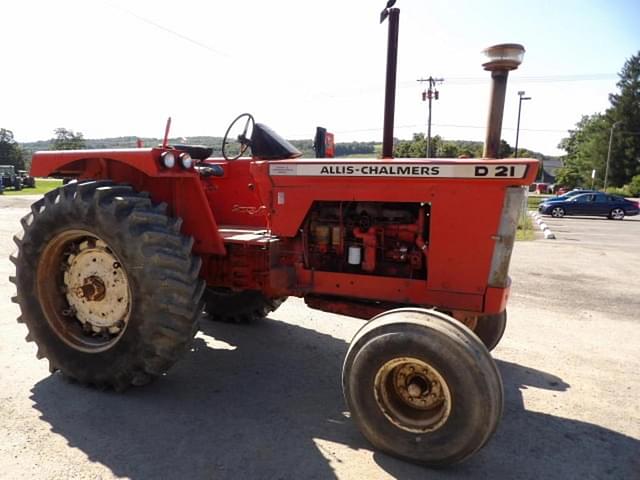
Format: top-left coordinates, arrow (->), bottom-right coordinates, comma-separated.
10,5 -> 536,467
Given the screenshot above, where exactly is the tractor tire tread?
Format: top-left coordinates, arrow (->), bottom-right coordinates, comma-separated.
204,288 -> 286,323
11,180 -> 203,391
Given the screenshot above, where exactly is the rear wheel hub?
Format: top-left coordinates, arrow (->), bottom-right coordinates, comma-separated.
63,239 -> 130,333
37,231 -> 132,352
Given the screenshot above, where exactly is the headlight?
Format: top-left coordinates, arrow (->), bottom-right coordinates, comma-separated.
160,151 -> 176,168
179,152 -> 193,169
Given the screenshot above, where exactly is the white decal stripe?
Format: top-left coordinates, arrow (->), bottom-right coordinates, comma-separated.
269,163 -> 527,179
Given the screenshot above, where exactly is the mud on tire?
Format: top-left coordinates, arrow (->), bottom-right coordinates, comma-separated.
10,180 -> 204,391
203,288 -> 286,323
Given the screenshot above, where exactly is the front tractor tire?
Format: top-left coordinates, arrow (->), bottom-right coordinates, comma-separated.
10,181 -> 204,390
204,287 -> 286,323
473,311 -> 507,351
342,308 -> 503,466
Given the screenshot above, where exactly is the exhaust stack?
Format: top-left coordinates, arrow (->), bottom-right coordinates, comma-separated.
380,5 -> 400,159
481,44 -> 525,159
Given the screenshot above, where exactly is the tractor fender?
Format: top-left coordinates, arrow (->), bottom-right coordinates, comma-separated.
30,148 -> 226,255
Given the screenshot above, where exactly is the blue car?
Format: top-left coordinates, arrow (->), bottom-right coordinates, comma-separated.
543,189 -> 598,204
538,192 -> 640,220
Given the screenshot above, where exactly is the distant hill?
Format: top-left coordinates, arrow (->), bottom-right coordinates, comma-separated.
20,136 -> 376,161
21,136 -> 226,156
19,136 -> 559,179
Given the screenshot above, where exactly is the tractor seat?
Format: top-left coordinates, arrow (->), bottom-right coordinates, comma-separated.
173,144 -> 213,160
251,124 -> 302,160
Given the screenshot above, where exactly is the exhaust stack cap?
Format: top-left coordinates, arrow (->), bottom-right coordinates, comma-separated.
482,43 -> 525,71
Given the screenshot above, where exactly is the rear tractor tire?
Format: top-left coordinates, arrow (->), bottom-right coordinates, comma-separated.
10,180 -> 204,390
203,287 -> 286,323
342,308 -> 503,466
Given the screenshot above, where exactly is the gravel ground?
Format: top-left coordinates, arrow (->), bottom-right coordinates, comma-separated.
1,195 -> 638,479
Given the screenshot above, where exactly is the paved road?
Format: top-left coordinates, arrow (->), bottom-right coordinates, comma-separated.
522,213 -> 640,320
541,212 -> 640,248
1,195 -> 638,479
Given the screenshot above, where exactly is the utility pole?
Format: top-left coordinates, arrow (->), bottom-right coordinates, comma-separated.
417,76 -> 444,157
604,121 -> 621,191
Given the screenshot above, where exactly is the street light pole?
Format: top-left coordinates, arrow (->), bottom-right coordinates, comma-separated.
514,91 -> 531,158
604,121 -> 621,191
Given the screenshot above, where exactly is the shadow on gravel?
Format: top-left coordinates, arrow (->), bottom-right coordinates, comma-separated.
375,361 -> 639,479
30,316 -> 639,479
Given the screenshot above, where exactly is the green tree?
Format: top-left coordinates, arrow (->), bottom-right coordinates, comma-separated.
394,133 -> 448,158
498,140 -> 513,159
0,128 -> 26,169
439,141 -> 460,158
556,114 -> 609,187
394,134 -> 518,159
334,142 -> 375,157
558,51 -> 640,187
627,174 -> 640,197
607,52 -> 640,186
394,133 -> 426,158
52,128 -> 86,150
554,165 -> 584,189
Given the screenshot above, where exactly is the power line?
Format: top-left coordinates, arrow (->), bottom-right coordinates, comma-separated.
314,73 -> 617,99
325,123 -> 569,135
102,0 -> 230,58
399,73 -> 616,88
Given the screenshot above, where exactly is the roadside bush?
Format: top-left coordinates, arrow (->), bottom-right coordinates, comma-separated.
628,175 -> 640,197
605,186 -> 632,197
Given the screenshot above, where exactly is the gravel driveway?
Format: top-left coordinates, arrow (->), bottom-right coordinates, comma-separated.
1,196 -> 638,479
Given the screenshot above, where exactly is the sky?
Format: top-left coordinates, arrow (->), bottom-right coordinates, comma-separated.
2,0 -> 639,156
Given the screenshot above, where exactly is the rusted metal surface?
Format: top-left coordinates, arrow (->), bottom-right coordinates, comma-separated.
488,187 -> 525,288
451,311 -> 479,331
483,70 -> 509,159
304,294 -> 396,320
37,231 -> 131,352
76,276 -> 106,302
373,357 -> 452,433
382,8 -> 400,158
64,239 -> 130,333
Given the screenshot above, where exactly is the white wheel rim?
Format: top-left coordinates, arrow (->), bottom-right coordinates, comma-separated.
64,239 -> 131,333
37,230 -> 133,353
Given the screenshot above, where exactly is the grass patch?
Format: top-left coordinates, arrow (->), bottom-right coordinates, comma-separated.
2,178 -> 63,196
527,194 -> 550,209
516,212 -> 535,241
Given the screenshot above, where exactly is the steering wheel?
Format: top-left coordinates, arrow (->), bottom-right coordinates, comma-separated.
222,113 -> 255,160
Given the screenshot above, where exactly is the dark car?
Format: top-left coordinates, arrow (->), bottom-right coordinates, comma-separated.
543,189 -> 598,204
538,192 -> 640,220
